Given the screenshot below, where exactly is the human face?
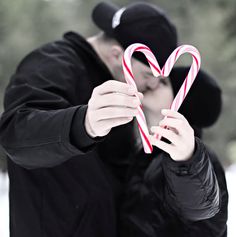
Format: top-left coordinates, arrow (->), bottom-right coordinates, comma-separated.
130,58 -> 166,93
114,56 -> 166,93
113,54 -> 174,123
115,56 -> 174,117
142,75 -> 174,123
131,58 -> 174,117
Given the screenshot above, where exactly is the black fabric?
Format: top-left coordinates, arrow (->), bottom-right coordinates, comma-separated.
70,104 -> 105,152
119,138 -> 228,237
92,1 -> 118,34
92,2 -> 177,67
0,32 -> 125,237
169,67 -> 222,128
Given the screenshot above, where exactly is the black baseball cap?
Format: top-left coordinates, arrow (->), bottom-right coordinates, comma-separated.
92,1 -> 177,67
169,67 -> 222,128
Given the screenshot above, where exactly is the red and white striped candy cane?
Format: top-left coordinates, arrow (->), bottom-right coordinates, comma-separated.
122,43 -> 201,153
162,45 -> 201,112
122,44 -> 161,153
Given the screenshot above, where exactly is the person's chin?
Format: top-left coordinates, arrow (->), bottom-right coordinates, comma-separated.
143,106 -> 161,116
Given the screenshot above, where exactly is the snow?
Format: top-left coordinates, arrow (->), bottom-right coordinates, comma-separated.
0,173 -> 9,237
226,164 -> 236,237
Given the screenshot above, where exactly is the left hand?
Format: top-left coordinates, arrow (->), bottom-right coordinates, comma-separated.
150,109 -> 195,161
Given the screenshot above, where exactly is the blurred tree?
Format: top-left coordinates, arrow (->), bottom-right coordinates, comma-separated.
225,6 -> 236,56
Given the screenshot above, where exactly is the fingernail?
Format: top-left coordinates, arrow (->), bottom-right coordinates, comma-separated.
138,92 -> 144,98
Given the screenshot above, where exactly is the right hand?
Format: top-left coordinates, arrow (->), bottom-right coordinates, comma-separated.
85,80 -> 143,138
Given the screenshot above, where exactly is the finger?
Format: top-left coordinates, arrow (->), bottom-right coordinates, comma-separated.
92,93 -> 141,109
161,109 -> 187,121
150,126 -> 179,145
137,92 -> 144,102
96,107 -> 139,121
98,117 -> 134,131
94,80 -> 139,96
159,116 -> 192,137
150,135 -> 175,155
165,126 -> 179,135
158,118 -> 185,135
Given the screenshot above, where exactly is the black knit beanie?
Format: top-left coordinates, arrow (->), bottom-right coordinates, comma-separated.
169,67 -> 222,128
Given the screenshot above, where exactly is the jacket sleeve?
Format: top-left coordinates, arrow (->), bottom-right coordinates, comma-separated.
161,136 -> 220,221
0,40 -> 98,169
179,149 -> 228,237
119,138 -> 227,237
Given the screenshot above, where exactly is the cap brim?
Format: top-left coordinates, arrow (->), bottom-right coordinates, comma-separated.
92,2 -> 119,36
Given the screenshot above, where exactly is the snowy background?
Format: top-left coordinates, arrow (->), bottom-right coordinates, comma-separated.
0,166 -> 235,237
0,173 -> 9,237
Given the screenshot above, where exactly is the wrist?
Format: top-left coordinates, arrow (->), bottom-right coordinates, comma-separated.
84,113 -> 97,138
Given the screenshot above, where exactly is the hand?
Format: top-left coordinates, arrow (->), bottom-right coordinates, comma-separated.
85,80 -> 143,138
150,109 -> 195,161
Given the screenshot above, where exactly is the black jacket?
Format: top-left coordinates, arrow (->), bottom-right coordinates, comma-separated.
120,137 -> 228,237
0,32 -> 228,237
0,32 -> 127,237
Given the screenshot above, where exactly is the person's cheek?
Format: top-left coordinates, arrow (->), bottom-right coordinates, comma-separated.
165,90 -> 174,108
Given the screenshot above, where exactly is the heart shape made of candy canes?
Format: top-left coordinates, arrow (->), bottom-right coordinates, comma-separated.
122,43 -> 201,154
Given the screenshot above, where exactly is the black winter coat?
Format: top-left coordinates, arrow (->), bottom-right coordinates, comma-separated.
0,32 -> 228,237
119,138 -> 228,237
0,32 -> 127,237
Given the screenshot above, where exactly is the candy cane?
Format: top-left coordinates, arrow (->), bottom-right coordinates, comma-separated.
122,43 -> 201,153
